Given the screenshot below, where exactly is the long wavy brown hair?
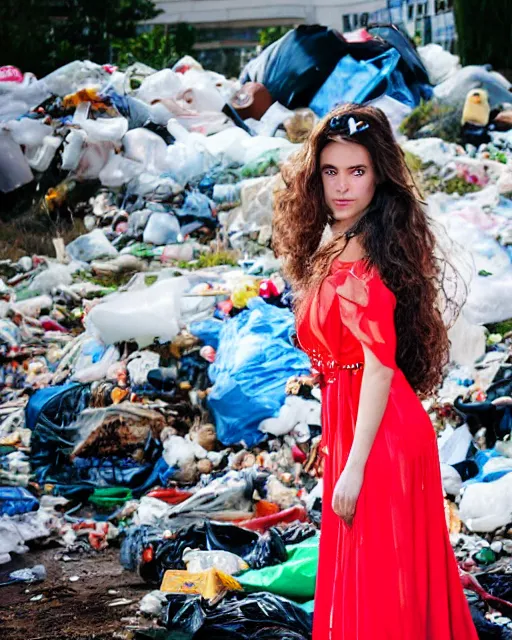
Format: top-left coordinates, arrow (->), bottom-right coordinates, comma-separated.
273,104 -> 464,398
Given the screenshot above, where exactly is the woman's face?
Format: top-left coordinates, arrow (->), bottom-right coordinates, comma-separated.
319,139 -> 377,230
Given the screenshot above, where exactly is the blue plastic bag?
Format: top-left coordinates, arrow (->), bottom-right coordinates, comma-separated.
207,297 -> 310,447
0,487 -> 39,517
310,49 -> 401,117
189,318 -> 224,350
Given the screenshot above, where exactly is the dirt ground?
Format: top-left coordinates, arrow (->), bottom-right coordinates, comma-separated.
0,545 -> 156,640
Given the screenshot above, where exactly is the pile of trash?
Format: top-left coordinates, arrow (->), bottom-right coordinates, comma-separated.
1,23 -> 512,639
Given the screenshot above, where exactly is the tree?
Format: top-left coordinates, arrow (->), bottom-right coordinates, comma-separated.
112,23 -> 197,70
258,26 -> 291,49
453,0 -> 512,72
0,0 -> 162,77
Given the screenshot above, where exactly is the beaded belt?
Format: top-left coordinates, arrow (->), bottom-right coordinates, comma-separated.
306,348 -> 364,383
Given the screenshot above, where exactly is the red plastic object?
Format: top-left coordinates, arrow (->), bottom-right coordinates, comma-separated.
255,500 -> 280,518
239,505 -> 308,533
146,487 -> 193,505
39,316 -> 68,332
259,279 -> 280,299
291,444 -> 307,464
0,66 -> 24,83
217,299 -> 233,316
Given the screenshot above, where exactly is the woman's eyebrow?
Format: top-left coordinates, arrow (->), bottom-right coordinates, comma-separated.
320,163 -> 337,170
347,164 -> 367,170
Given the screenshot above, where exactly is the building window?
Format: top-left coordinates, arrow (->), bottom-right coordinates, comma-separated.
342,14 -> 351,31
408,4 -> 414,20
353,13 -> 359,27
360,12 -> 369,27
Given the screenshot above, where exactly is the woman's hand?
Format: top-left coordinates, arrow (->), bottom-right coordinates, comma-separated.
331,464 -> 364,526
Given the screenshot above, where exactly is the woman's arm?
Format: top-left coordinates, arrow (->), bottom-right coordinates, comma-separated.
332,344 -> 394,525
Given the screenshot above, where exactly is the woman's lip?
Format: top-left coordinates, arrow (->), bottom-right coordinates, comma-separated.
333,199 -> 354,206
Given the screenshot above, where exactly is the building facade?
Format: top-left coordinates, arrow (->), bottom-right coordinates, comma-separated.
149,0 -> 456,74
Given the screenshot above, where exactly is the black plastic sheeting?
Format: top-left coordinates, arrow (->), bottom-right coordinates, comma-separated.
162,592 -> 312,640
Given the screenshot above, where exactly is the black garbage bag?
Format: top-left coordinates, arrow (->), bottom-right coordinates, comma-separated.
26,382 -> 90,483
121,522 -> 287,584
477,574 -> 512,607
278,521 -> 317,545
162,592 -> 312,640
471,605 -> 512,640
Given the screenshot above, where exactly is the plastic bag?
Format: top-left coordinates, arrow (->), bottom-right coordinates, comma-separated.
208,297 -> 310,447
162,592 -> 312,639
459,472 -> 512,532
189,318 -> 223,350
143,212 -> 181,245
99,151 -> 143,188
27,264 -> 73,294
41,60 -> 109,96
310,49 -> 401,117
6,118 -> 53,147
238,536 -> 319,601
417,44 -> 460,85
183,549 -> 248,575
86,276 -> 190,347
66,229 -> 118,263
0,130 -> 33,193
123,127 -> 168,174
0,487 -> 39,517
136,69 -> 184,104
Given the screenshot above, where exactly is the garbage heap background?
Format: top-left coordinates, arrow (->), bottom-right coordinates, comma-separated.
1,25 -> 512,639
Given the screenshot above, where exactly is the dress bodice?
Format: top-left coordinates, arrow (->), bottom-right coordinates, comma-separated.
296,258 -> 397,382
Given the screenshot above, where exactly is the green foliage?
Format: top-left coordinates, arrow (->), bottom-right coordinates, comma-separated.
486,319 -> 512,337
454,0 -> 512,69
400,100 -> 461,142
258,26 -> 291,48
177,250 -> 239,270
0,0 -> 161,76
113,23 -> 197,69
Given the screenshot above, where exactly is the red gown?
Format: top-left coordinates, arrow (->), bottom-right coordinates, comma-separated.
296,258 -> 478,640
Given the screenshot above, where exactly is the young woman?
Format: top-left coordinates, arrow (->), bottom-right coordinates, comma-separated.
273,105 -> 478,640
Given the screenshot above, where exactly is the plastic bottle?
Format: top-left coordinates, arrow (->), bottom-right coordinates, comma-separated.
25,135 -> 61,172
0,131 -> 33,193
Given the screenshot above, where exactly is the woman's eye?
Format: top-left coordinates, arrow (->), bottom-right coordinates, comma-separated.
353,169 -> 365,177
324,169 -> 336,176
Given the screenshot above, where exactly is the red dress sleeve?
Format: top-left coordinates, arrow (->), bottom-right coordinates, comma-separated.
334,264 -> 397,370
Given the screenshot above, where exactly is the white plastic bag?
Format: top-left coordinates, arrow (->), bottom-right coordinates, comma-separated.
86,276 -> 190,346
143,212 -> 181,245
417,44 -> 460,85
136,69 -> 183,104
99,151 -> 144,188
459,473 -> 512,532
0,130 -> 33,193
66,229 -> 118,263
123,128 -> 168,174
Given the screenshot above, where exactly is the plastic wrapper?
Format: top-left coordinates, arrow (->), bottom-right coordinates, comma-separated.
183,549 -> 248,575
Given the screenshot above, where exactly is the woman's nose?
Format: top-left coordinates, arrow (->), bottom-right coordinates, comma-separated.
336,178 -> 348,193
